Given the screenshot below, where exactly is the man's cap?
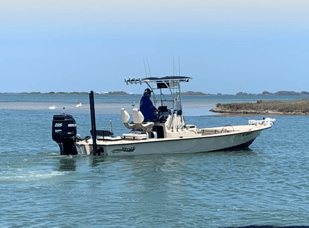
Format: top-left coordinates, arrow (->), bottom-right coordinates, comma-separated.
144,88 -> 151,94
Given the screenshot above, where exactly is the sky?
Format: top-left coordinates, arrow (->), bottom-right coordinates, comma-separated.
0,0 -> 309,94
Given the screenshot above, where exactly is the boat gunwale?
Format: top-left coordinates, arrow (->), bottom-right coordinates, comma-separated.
77,124 -> 271,147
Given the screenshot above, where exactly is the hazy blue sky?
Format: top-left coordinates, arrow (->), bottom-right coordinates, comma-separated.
1,0 -> 308,94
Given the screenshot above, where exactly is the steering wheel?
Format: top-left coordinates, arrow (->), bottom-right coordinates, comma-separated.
152,109 -> 161,122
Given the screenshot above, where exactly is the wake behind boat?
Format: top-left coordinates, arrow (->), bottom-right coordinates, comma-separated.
52,76 -> 275,156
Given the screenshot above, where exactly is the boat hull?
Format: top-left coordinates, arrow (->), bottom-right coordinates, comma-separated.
102,129 -> 262,156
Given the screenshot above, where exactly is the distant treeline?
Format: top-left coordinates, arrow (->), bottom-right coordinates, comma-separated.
1,90 -> 309,96
182,91 -> 309,96
237,91 -> 309,96
181,91 -> 209,95
0,91 -> 129,95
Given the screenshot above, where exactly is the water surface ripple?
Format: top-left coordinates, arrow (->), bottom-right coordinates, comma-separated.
0,94 -> 308,227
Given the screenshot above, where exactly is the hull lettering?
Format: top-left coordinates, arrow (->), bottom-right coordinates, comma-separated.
111,146 -> 136,153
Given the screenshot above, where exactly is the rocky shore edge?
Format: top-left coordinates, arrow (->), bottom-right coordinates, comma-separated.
210,100 -> 309,115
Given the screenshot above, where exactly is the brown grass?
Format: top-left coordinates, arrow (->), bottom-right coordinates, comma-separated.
213,99 -> 309,114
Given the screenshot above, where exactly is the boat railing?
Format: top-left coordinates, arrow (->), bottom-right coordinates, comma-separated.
221,125 -> 234,133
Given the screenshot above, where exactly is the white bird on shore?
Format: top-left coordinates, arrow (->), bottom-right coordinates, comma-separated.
49,105 -> 56,110
132,102 -> 135,107
76,103 -> 82,107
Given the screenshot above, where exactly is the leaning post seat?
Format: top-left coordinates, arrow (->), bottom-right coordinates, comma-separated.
132,108 -> 154,131
121,108 -> 135,129
122,109 -> 155,140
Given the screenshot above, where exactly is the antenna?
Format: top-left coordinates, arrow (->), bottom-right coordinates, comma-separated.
178,55 -> 180,76
146,57 -> 151,76
143,57 -> 148,77
173,55 -> 174,76
173,55 -> 178,76
110,120 -> 113,134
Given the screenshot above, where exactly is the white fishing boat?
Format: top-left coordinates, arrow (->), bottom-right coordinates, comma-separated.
52,76 -> 275,156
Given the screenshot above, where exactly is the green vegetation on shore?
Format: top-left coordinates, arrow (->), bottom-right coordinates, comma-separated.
1,90 -> 309,96
181,91 -> 208,95
211,100 -> 309,115
236,91 -> 309,96
12,91 -> 128,95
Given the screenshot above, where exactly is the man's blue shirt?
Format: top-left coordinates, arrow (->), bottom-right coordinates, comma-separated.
140,96 -> 156,122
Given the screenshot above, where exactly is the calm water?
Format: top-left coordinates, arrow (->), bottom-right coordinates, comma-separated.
1,94 -> 309,227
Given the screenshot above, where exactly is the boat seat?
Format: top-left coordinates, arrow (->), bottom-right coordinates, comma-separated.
132,108 -> 154,132
121,108 -> 135,129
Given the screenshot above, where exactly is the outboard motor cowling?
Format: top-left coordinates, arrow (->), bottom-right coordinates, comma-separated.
52,114 -> 77,155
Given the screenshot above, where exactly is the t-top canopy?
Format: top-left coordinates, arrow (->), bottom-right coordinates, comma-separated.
125,76 -> 192,85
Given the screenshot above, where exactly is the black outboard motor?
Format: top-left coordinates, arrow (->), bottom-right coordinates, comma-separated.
52,114 -> 78,155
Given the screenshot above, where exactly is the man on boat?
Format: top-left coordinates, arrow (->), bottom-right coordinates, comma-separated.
140,88 -> 158,122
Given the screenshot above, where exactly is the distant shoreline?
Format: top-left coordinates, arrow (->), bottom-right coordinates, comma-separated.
210,100 -> 309,115
1,90 -> 309,96
0,91 -> 129,95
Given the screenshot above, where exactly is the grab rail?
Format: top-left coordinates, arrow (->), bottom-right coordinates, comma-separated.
221,124 -> 234,133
